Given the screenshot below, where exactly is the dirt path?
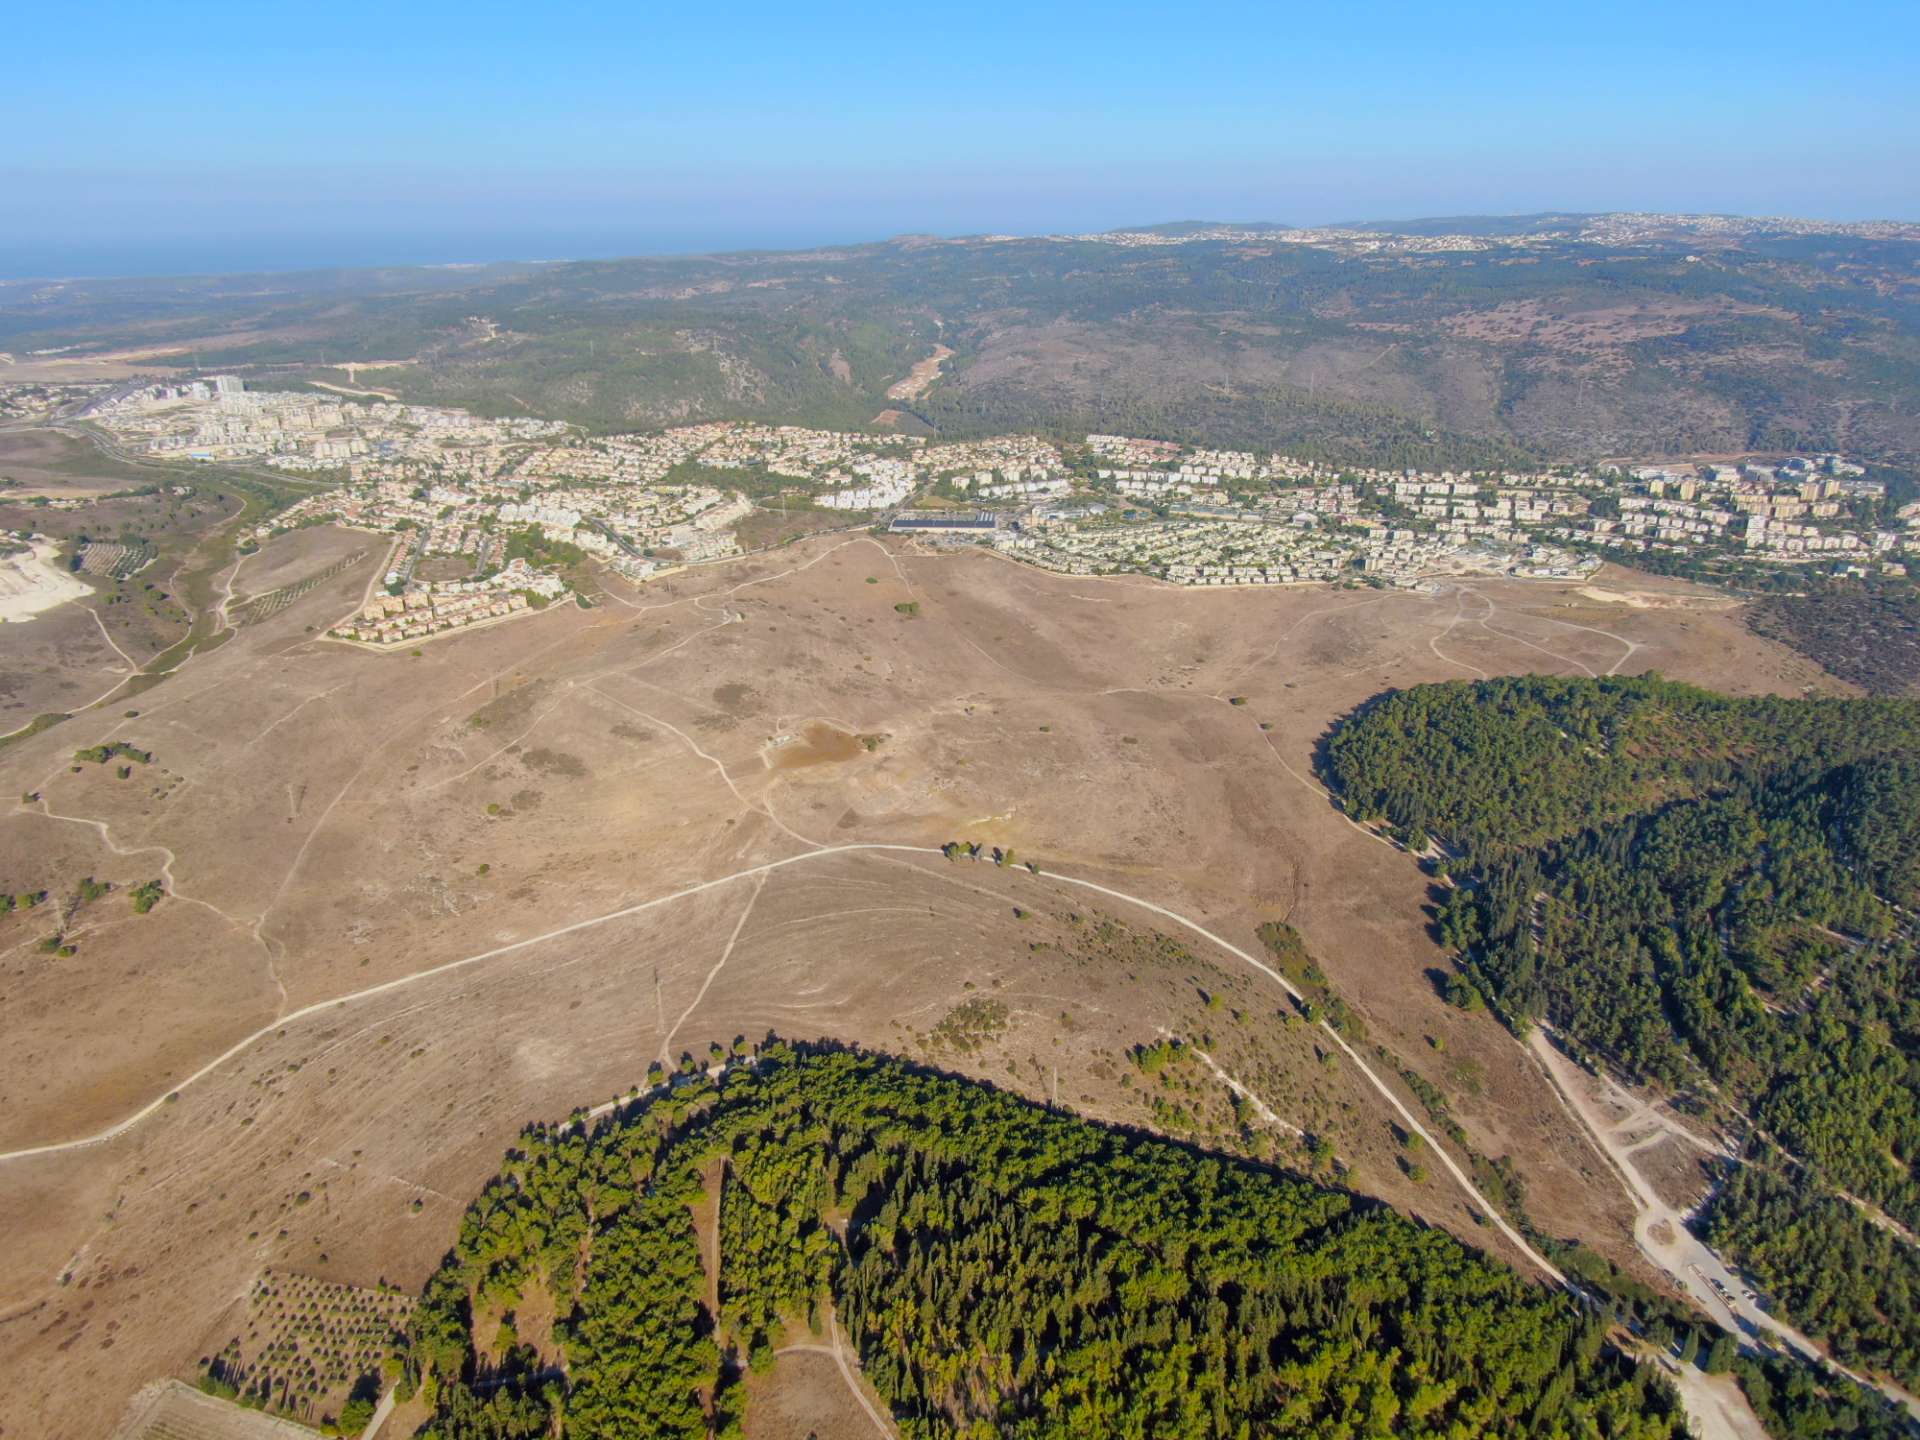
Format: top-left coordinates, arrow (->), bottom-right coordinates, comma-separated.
327,536 -> 399,634
308,379 -> 400,402
420,685 -> 579,792
596,534 -> 909,617
588,685 -> 821,852
660,876 -> 766,1065
705,1161 -> 724,1325
884,344 -> 952,402
88,606 -> 140,671
356,1386 -> 398,1439
214,549 -> 251,630
1,448 -> 279,742
7,816 -> 1763,1434
0,845 -> 938,1163
0,841 -> 1567,1284
1428,588 -> 1490,678
1031,863 -> 1563,1281
0,607 -> 145,744
26,800 -> 253,937
827,1309 -> 895,1437
1188,1045 -> 1303,1137
1528,1030 -> 1920,1420
1463,584 -> 1643,677
1664,1361 -> 1770,1440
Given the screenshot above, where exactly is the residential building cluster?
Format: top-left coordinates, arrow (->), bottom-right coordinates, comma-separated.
999,506 -> 1590,587
78,384 -> 1915,608
1001,514 -> 1373,584
1387,479 -> 1591,541
1060,439 -> 1907,584
1086,434 -> 1182,465
90,379 -> 567,472
683,423 -> 933,509
0,378 -> 111,421
920,435 -> 1066,482
1561,457 -> 1907,574
1048,446 -> 1596,585
330,557 -> 567,647
678,424 -> 1069,509
1046,215 -> 1920,256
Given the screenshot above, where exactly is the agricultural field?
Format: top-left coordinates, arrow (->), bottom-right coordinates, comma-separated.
228,543 -> 374,628
76,541 -> 155,579
0,427 -> 326,675
109,1381 -> 321,1440
198,1272 -> 412,1428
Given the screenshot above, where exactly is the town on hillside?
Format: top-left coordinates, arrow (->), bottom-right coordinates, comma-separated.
30,376 -> 1909,646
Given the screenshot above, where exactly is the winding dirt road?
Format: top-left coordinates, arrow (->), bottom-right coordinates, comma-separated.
1529,1029 -> 1920,1422
0,842 -> 1560,1288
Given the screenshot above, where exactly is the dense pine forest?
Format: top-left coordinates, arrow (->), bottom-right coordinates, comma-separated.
401,1044 -> 1685,1439
1324,675 -> 1920,1390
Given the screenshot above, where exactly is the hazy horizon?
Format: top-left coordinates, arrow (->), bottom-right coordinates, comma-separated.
7,0 -> 1915,283
6,203 -> 1920,285
5,5 -> 1920,1439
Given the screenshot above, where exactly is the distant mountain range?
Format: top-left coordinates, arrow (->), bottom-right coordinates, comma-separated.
5,212 -> 1917,468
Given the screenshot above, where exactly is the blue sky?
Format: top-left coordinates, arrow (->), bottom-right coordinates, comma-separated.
5,0 -> 1916,276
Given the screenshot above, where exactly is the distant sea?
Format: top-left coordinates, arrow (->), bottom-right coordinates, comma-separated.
0,226 -> 890,282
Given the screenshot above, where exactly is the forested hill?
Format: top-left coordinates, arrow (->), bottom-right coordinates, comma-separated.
1324,674 -> 1920,866
399,1043 -> 1683,1440
9,216 -> 1920,466
1324,676 -> 1920,1388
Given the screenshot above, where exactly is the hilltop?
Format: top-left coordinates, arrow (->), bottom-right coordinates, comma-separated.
5,211 -> 1918,469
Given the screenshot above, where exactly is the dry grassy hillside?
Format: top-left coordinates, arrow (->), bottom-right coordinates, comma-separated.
0,518 -> 1841,1437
